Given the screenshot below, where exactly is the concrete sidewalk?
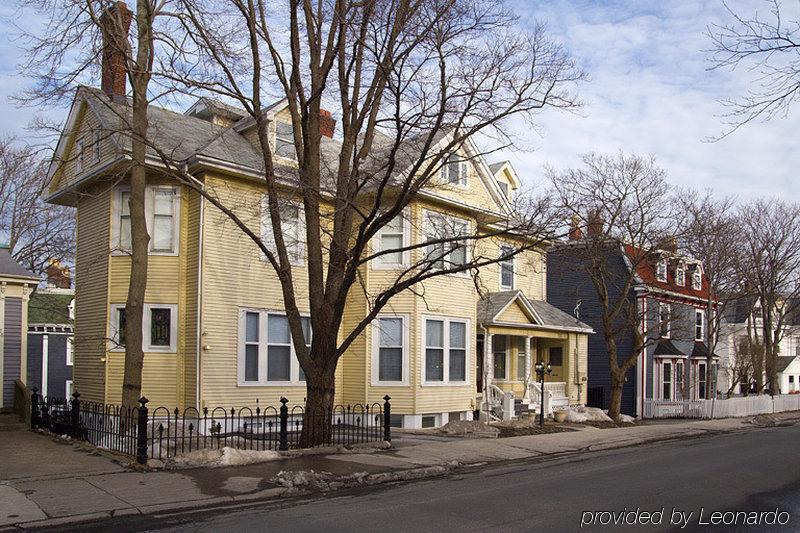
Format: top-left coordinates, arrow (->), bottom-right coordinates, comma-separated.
0,413 -> 792,531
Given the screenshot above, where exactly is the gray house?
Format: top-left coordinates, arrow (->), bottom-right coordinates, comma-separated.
0,246 -> 39,411
547,239 -> 716,417
27,268 -> 74,400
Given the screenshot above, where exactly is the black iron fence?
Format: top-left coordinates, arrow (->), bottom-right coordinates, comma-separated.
30,388 -> 391,465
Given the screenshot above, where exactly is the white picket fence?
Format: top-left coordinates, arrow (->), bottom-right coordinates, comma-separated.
643,394 -> 800,419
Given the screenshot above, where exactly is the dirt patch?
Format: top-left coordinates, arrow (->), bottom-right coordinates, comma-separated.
568,420 -> 639,430
495,422 -> 575,438
437,420 -> 499,438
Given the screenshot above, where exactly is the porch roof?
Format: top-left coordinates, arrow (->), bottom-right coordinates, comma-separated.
653,339 -> 685,358
690,341 -> 718,360
477,290 -> 593,334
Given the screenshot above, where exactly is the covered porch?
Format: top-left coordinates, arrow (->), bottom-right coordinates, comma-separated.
475,291 -> 593,421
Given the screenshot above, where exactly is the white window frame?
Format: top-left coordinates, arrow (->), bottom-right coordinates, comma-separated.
93,130 -> 102,163
658,302 -> 671,338
373,211 -> 411,269
75,137 -> 84,173
499,245 -> 515,289
66,335 -> 73,366
109,303 -> 178,353
274,120 -> 297,161
697,362 -> 708,400
112,186 -> 181,256
675,262 -> 685,286
662,361 -> 672,400
675,360 -> 685,400
422,316 -> 470,386
65,380 -> 73,399
692,268 -> 702,290
261,196 -> 306,266
493,335 -> 509,381
442,153 -> 468,186
371,314 -> 410,386
423,210 -> 471,275
656,259 -> 667,282
695,309 -> 705,341
237,308 -> 309,386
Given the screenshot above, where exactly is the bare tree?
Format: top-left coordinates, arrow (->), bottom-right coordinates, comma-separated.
678,190 -> 740,398
707,0 -> 800,134
549,153 -> 680,421
19,0 -> 177,407
727,333 -> 759,396
0,136 -> 75,276
141,0 -> 583,445
735,198 -> 800,395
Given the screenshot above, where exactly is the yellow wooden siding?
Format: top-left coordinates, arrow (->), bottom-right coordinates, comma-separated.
104,352 -> 179,406
495,300 -> 531,324
73,184 -> 112,402
50,103 -> 118,195
426,149 -> 501,213
198,173 -> 310,408
183,189 -> 201,408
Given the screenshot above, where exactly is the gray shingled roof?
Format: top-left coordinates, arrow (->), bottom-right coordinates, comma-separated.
0,248 -> 37,280
488,161 -> 508,174
777,356 -> 796,373
654,339 -> 684,356
477,290 -> 592,332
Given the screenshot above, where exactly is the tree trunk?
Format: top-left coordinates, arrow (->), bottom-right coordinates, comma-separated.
607,368 -> 625,422
300,364 -> 337,448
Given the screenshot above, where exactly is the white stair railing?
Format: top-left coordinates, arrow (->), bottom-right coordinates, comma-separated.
527,381 -> 553,416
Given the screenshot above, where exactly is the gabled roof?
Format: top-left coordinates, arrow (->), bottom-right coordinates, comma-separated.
690,341 -> 716,359
653,339 -> 684,356
776,356 -> 797,373
477,290 -> 593,333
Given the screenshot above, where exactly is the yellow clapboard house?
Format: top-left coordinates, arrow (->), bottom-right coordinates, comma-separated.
46,85 -> 592,428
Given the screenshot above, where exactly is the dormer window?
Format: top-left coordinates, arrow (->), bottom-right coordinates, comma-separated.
675,262 -> 685,286
656,259 -> 667,282
692,268 -> 702,290
274,121 -> 296,160
443,154 -> 467,186
497,181 -> 509,198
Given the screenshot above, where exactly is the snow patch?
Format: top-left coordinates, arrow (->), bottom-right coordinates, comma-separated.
561,406 -> 614,423
166,446 -> 282,468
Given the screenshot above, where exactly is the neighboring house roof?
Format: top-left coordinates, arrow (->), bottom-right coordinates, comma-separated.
477,290 -> 593,333
653,339 -> 684,356
776,356 -> 796,374
0,247 -> 38,281
623,244 -> 710,301
28,291 -> 74,325
690,341 -> 716,359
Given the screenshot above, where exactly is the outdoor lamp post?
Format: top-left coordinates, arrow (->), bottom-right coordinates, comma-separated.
535,361 -> 552,427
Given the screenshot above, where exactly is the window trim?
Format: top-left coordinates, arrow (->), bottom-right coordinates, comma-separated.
373,211 -> 411,269
66,335 -> 73,366
675,262 -> 685,286
662,361 -> 672,400
371,314 -> 410,387
273,120 -> 297,162
499,245 -> 515,290
65,380 -> 73,399
422,209 -> 471,276
695,309 -> 705,341
656,259 -> 668,283
675,360 -> 685,400
421,315 -> 470,386
109,303 -> 178,353
112,186 -> 181,256
237,308 -> 310,387
261,196 -> 306,267
441,153 -> 468,187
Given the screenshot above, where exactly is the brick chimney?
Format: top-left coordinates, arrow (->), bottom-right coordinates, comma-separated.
100,1 -> 133,100
587,209 -> 603,238
45,259 -> 71,289
320,109 -> 336,138
568,215 -> 583,240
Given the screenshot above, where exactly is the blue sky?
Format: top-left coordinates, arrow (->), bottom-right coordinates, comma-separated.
0,1 -> 797,200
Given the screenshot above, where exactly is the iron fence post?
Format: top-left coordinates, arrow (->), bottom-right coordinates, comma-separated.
136,397 -> 149,465
383,395 -> 391,442
70,391 -> 81,438
279,397 -> 289,451
30,387 -> 39,429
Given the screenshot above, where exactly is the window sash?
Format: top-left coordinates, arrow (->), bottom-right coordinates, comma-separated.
377,317 -> 404,383
663,362 -> 672,400
262,201 -> 305,264
692,271 -> 702,290
675,362 -> 684,400
240,310 -> 310,384
444,154 -> 467,185
656,260 -> 667,282
676,266 -> 685,286
149,307 -> 172,347
695,311 -> 704,341
116,187 -> 178,253
500,246 -> 514,288
377,214 -> 406,265
424,213 -> 468,271
274,121 -> 296,160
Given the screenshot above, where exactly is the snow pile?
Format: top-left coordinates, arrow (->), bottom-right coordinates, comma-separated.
273,469 -> 369,492
616,413 -> 636,424
438,420 -> 499,437
165,446 -> 282,468
561,406 -> 613,423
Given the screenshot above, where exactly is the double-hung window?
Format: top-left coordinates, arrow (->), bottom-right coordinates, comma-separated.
262,200 -> 305,265
424,212 -> 468,271
675,263 -> 685,286
656,259 -> 667,282
493,335 -> 507,380
499,245 -> 515,289
115,187 -> 180,254
376,214 -> 408,266
443,153 -> 467,186
662,362 -> 672,400
111,303 -> 178,352
373,316 -> 407,384
658,303 -> 671,338
516,338 -> 528,381
698,362 -> 707,399
274,121 -> 296,160
675,361 -> 684,400
423,317 -> 468,384
240,310 -> 310,385
66,336 -> 74,366
695,310 -> 705,341
692,268 -> 702,290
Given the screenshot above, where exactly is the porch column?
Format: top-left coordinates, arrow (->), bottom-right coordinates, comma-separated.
484,333 -> 493,388
523,336 -> 533,403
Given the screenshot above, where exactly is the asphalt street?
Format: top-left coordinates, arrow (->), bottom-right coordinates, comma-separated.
53,423 -> 800,533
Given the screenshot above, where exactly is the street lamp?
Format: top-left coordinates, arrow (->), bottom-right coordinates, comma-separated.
535,361 -> 552,427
